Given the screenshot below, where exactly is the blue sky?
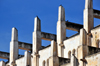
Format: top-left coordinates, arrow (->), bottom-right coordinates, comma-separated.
0,0 -> 100,61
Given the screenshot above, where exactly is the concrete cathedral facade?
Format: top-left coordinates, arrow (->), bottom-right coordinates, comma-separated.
0,0 -> 100,66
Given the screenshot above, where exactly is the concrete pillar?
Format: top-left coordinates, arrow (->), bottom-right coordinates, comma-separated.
71,55 -> 74,66
84,0 -> 94,33
57,5 -> 66,57
71,49 -> 75,66
10,27 -> 18,66
24,51 -> 31,66
49,40 -> 59,66
77,45 -> 88,66
80,28 -> 87,45
51,40 -> 57,56
33,16 -> 41,66
0,61 -> 5,66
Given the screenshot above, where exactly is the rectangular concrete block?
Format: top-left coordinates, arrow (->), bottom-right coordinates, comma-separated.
84,8 -> 94,33
58,5 -> 65,21
51,40 -> 57,56
0,61 -> 5,66
34,16 -> 41,31
24,51 -> 31,66
80,28 -> 87,45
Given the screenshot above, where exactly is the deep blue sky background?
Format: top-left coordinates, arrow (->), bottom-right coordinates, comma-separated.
0,0 -> 100,61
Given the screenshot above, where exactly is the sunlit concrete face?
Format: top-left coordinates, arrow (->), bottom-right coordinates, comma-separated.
0,0 -> 100,66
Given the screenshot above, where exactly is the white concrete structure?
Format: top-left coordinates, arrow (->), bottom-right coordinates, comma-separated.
0,0 -> 100,66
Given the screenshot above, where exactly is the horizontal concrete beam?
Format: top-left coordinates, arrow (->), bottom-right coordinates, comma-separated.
66,21 -> 83,31
41,32 -> 56,41
93,9 -> 100,19
0,51 -> 24,59
0,51 -> 9,59
18,41 -> 32,51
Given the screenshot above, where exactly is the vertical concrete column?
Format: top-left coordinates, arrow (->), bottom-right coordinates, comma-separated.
84,0 -> 93,46
49,40 -> 59,66
71,49 -> 76,66
84,0 -> 94,33
0,61 -> 5,66
77,45 -> 88,66
10,27 -> 18,66
57,5 -> 66,57
71,55 -> 74,66
24,51 -> 31,66
80,28 -> 87,45
33,16 -> 41,66
79,29 -> 88,66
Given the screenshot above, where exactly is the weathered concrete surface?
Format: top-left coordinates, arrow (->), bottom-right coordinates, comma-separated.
18,41 -> 32,51
93,9 -> 100,19
91,26 -> 100,47
16,51 -> 31,66
16,57 -> 25,66
41,32 -> 56,41
39,46 -> 51,66
85,52 -> 100,66
63,34 -> 80,58
66,21 -> 83,32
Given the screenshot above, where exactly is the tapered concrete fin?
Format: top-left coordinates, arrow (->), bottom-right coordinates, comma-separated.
57,6 -> 66,57
58,5 -> 65,21
84,0 -> 94,33
34,16 -> 41,31
49,40 -> 59,66
51,40 -> 57,56
11,27 -> 18,41
24,51 -> 31,66
85,0 -> 93,9
10,27 -> 18,66
80,28 -> 87,45
33,31 -> 41,54
0,61 -> 5,66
